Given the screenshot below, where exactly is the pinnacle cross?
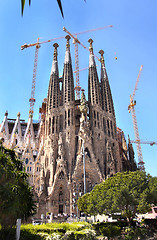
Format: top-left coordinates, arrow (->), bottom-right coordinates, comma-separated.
88,38 -> 94,54
99,49 -> 105,64
65,35 -> 71,49
53,43 -> 59,61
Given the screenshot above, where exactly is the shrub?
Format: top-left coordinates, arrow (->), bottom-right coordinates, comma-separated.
92,222 -> 121,238
123,227 -> 147,240
63,229 -> 96,240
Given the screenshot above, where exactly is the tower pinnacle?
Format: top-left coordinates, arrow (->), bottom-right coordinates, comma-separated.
53,43 -> 59,61
99,50 -> 104,64
88,38 -> 94,54
65,35 -> 71,49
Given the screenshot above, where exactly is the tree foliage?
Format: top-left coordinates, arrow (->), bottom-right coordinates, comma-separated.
21,0 -> 64,17
77,171 -> 157,221
0,142 -> 36,228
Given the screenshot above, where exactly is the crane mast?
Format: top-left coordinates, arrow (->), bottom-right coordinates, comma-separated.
29,38 -> 40,116
128,65 -> 145,171
63,25 -> 113,99
21,36 -> 65,117
22,25 -> 113,115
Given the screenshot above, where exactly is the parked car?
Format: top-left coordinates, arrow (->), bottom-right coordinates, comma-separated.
137,207 -> 157,220
145,207 -> 157,219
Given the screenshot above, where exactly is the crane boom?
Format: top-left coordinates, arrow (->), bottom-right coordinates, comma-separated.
128,65 -> 145,171
132,65 -> 143,101
21,36 -> 65,50
22,25 -> 113,114
74,25 -> 113,35
63,27 -> 100,61
63,26 -> 107,99
130,140 -> 157,146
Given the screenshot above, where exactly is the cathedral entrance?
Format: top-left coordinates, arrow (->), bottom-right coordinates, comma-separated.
59,205 -> 63,214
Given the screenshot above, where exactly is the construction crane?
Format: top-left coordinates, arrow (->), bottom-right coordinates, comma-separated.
130,140 -> 157,146
21,25 -> 112,116
128,65 -> 145,171
21,35 -> 66,117
63,25 -> 113,99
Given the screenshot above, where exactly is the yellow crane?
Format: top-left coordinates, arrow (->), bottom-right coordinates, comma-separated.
21,35 -> 66,117
21,25 -> 113,116
130,140 -> 157,146
128,65 -> 145,171
63,25 -> 113,99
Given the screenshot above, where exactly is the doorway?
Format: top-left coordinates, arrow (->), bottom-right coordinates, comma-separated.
59,205 -> 63,214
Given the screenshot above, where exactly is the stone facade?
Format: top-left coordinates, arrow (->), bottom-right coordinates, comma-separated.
0,35 -> 137,217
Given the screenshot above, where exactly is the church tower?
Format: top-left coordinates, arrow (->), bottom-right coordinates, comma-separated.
0,35 -> 135,217
99,49 -> 121,176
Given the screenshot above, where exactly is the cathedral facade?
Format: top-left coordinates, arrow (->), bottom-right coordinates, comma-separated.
0,35 -> 137,216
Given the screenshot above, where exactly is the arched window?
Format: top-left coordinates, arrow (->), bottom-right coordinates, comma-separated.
25,158 -> 29,164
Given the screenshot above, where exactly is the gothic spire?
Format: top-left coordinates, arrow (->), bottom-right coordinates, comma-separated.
24,113 -> 35,144
0,111 -> 9,140
88,39 -> 101,106
47,43 -> 60,112
99,50 -> 115,116
10,112 -> 22,145
62,35 -> 75,104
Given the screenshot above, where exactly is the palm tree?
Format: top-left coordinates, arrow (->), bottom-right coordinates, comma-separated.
21,0 -> 64,17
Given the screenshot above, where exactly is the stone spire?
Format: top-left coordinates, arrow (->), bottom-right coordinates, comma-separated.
47,43 -> 60,111
50,43 -> 59,75
0,111 -> 9,140
10,112 -> 22,145
99,50 -> 115,116
24,113 -> 35,144
88,39 -> 101,106
62,35 -> 75,104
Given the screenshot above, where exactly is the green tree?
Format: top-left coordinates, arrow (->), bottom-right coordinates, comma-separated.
0,141 -> 36,229
77,171 -> 157,223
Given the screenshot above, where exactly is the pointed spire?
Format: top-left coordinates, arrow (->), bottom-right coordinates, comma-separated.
88,38 -> 95,67
99,49 -> 107,79
99,50 -> 115,115
88,39 -> 101,106
47,43 -> 60,111
10,112 -> 22,145
64,35 -> 71,64
24,114 -> 35,144
62,35 -> 75,103
0,111 -> 9,140
50,43 -> 59,75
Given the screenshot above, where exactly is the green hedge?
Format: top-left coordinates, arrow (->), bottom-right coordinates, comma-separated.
0,222 -> 94,240
92,222 -> 121,238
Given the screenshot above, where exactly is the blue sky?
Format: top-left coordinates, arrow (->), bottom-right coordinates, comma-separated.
0,0 -> 156,176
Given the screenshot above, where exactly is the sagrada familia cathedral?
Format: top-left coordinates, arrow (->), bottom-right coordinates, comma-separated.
0,35 -> 137,217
